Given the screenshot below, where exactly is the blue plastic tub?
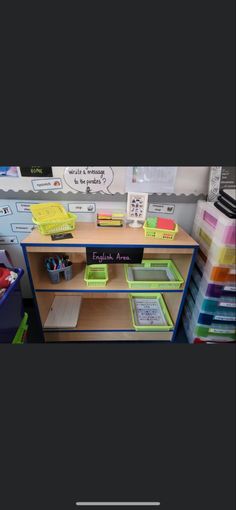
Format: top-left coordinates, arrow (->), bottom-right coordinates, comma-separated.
0,267 -> 24,343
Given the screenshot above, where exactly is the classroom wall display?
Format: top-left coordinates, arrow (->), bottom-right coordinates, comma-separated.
0,167 -> 210,198
20,166 -> 53,177
64,167 -> 114,193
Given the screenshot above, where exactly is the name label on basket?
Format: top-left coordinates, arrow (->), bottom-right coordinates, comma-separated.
86,247 -> 144,265
219,301 -> 236,308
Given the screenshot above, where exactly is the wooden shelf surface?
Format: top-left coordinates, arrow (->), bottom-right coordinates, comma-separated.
38,295 -> 175,334
32,261 -> 185,292
22,222 -> 198,247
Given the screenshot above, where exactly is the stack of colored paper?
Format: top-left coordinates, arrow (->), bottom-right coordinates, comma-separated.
156,218 -> 176,230
146,217 -> 176,230
97,210 -> 125,227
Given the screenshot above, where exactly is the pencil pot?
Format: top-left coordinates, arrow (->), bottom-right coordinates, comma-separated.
47,268 -> 62,284
63,262 -> 73,281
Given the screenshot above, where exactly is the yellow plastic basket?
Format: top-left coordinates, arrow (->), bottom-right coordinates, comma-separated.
143,220 -> 178,240
32,212 -> 77,235
30,203 -> 68,222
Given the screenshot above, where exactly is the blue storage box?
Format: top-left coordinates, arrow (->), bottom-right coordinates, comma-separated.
0,267 -> 24,343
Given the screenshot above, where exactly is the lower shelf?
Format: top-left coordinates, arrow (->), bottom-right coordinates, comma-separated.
37,294 -> 175,341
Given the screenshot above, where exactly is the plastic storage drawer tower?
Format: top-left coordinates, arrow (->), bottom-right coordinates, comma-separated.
183,200 -> 236,343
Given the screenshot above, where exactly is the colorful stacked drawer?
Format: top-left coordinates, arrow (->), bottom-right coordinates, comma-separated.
183,200 -> 236,344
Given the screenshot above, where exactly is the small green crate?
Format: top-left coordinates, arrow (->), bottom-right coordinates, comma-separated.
129,293 -> 174,331
143,219 -> 178,240
124,260 -> 184,289
84,264 -> 108,287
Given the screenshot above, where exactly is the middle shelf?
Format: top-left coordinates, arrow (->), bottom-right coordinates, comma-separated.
28,251 -> 191,292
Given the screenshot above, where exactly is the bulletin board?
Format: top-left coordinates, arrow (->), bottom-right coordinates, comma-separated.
0,166 -> 210,201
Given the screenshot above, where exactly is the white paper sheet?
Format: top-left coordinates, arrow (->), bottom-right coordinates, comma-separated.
44,296 -> 82,328
134,298 -> 166,326
125,167 -> 177,193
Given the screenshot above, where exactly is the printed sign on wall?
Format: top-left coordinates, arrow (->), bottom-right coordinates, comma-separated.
0,205 -> 12,216
68,203 -> 96,213
0,236 -> 18,244
20,166 -> 53,177
64,167 -> 114,193
11,224 -> 34,233
16,202 -> 39,212
86,247 -> 144,264
221,167 -> 236,188
32,178 -> 62,191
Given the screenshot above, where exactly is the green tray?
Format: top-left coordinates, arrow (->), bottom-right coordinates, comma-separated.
12,313 -> 28,344
84,264 -> 108,287
129,293 -> 174,331
124,260 -> 184,289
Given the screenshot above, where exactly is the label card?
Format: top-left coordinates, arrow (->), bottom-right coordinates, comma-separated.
16,202 -> 39,213
0,236 -> 18,244
68,203 -> 96,213
32,178 -> 62,191
86,247 -> 144,265
148,204 -> 175,214
11,224 -> 34,233
0,205 -> 12,216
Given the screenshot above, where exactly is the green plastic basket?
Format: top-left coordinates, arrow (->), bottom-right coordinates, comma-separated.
12,313 -> 28,344
124,259 -> 184,289
129,293 -> 174,331
143,219 -> 178,240
84,264 -> 108,287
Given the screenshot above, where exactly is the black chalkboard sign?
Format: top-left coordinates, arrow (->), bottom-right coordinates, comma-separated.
20,166 -> 53,177
221,167 -> 236,189
86,247 -> 144,265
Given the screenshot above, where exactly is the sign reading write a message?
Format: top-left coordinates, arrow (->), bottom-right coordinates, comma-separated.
64,167 -> 114,193
86,247 -> 143,264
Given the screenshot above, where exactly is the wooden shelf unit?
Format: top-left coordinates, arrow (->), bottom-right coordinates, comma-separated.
21,222 -> 198,342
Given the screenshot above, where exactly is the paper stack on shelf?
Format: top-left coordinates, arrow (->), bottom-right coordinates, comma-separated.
183,199 -> 236,344
44,296 -> 82,329
97,210 -> 125,227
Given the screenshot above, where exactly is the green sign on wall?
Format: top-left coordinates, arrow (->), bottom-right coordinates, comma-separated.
20,166 -> 53,177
